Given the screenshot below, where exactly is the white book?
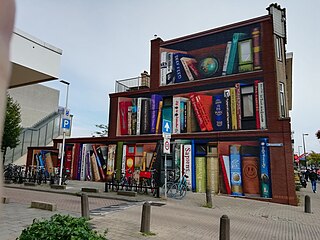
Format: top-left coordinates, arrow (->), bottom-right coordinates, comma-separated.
180,57 -> 195,81
172,97 -> 188,134
222,155 -> 231,190
160,52 -> 168,86
222,41 -> 232,76
122,145 -> 127,174
80,144 -> 87,181
183,144 -> 192,189
258,82 -> 266,129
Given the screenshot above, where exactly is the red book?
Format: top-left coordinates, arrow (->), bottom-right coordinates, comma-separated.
189,93 -> 206,131
196,94 -> 213,131
254,80 -> 260,129
119,101 -> 132,135
64,145 -> 73,174
219,155 -> 231,194
72,144 -> 80,180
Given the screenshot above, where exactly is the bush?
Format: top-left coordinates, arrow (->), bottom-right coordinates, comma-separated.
17,214 -> 107,240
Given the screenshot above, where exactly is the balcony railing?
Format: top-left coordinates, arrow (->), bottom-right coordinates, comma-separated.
115,72 -> 150,93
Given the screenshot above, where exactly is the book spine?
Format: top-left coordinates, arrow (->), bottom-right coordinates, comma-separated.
127,106 -> 132,135
160,51 -> 168,86
85,151 -> 91,181
93,145 -> 105,180
131,99 -> 137,135
221,155 -> 231,194
183,101 -> 187,133
252,27 -> 261,70
195,156 -> 206,193
77,144 -> 83,180
222,41 -> 232,75
155,100 -> 163,134
119,101 -> 129,135
180,57 -> 194,81
226,34 -> 240,75
183,144 -> 192,189
230,87 -> 237,130
230,144 -> 243,196
121,145 -> 127,174
136,98 -> 142,135
150,94 -> 162,134
172,97 -> 181,134
254,80 -> 261,129
195,95 -> 213,131
107,144 -> 116,178
189,94 -> 206,131
166,52 -> 174,84
224,90 -> 231,130
235,83 -> 242,129
258,82 -> 266,129
213,94 -> 226,131
90,152 -> 100,181
80,144 -> 86,181
173,53 -> 186,83
141,99 -> 150,134
259,138 -> 271,198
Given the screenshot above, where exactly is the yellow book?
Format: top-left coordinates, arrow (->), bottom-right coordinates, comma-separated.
230,87 -> 237,130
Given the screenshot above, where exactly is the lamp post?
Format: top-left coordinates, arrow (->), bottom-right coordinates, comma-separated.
298,145 -> 302,169
59,80 -> 70,185
302,133 -> 309,168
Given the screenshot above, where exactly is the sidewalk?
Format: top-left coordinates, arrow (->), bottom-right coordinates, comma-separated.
2,180 -> 320,240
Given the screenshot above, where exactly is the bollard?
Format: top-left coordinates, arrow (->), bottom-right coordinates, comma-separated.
305,195 -> 311,213
104,182 -> 109,192
140,201 -> 151,233
81,193 -> 90,219
219,215 -> 230,240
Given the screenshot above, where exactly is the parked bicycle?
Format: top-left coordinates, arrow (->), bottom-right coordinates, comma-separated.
168,174 -> 188,199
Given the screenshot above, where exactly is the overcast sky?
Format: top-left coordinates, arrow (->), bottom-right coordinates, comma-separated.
14,0 -> 320,154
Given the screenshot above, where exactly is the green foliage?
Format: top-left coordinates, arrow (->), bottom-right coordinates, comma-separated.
1,94 -> 22,163
17,214 -> 107,240
307,151 -> 320,167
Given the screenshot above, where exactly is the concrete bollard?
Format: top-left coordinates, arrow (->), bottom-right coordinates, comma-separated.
81,193 -> 90,219
305,195 -> 311,213
219,215 -> 230,240
140,201 -> 151,233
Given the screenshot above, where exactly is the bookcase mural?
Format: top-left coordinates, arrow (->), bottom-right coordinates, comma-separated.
160,23 -> 261,86
117,78 -> 266,136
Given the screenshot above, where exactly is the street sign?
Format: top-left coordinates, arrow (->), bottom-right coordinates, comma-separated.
162,119 -> 171,134
62,118 -> 71,130
65,108 -> 70,117
266,143 -> 283,147
163,137 -> 171,154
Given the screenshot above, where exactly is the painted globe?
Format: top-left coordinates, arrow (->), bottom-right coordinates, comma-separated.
198,57 -> 219,77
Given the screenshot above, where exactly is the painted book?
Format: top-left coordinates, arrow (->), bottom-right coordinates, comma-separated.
213,94 -> 226,131
241,145 -> 260,195
166,52 -> 175,84
207,149 -> 220,194
224,90 -> 231,130
186,99 -> 199,132
229,144 -> 244,196
189,93 -> 206,131
96,145 -> 107,171
180,56 -> 201,81
172,97 -> 188,134
85,151 -> 92,181
226,33 -> 247,75
252,27 -> 262,70
44,152 -> 54,174
160,51 -> 168,86
72,144 -> 80,180
258,82 -> 266,129
127,106 -> 132,135
235,83 -> 242,130
155,100 -> 163,134
150,94 -> 163,134
183,144 -> 192,189
90,151 -> 100,181
119,101 -> 132,135
181,101 -> 187,133
162,96 -> 173,123
115,142 -> 123,181
93,145 -> 105,180
195,156 -> 206,193
141,98 -> 151,134
107,144 -> 117,178
173,53 -> 190,83
260,138 -> 271,198
222,41 -> 232,76
131,98 -> 137,135
136,97 -> 148,135
220,155 -> 231,194
230,87 -> 237,130
121,144 -> 127,175
240,84 -> 256,130
254,80 -> 261,129
80,144 -> 86,181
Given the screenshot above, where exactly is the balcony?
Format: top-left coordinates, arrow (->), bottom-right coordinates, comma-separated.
115,72 -> 150,93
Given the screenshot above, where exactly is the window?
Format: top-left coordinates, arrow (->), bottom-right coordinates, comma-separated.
279,82 -> 286,117
241,86 -> 254,118
276,36 -> 282,61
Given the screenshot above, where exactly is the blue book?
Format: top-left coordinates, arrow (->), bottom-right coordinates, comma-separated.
173,53 -> 190,83
230,144 -> 244,196
162,97 -> 172,123
213,94 -> 226,131
150,94 -> 163,134
259,138 -> 271,198
226,33 -> 247,75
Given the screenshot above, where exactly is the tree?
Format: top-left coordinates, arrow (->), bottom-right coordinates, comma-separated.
92,124 -> 108,137
1,94 -> 22,163
307,151 -> 320,168
316,130 -> 320,140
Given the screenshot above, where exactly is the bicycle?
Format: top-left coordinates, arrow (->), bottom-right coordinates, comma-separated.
160,169 -> 179,196
168,174 -> 188,199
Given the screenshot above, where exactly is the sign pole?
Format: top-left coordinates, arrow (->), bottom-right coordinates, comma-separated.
164,153 -> 167,199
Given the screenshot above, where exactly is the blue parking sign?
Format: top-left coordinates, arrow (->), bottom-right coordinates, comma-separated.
62,118 -> 71,129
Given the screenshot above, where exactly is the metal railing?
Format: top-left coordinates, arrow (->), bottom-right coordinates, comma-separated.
4,110 -> 71,164
115,74 -> 150,93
